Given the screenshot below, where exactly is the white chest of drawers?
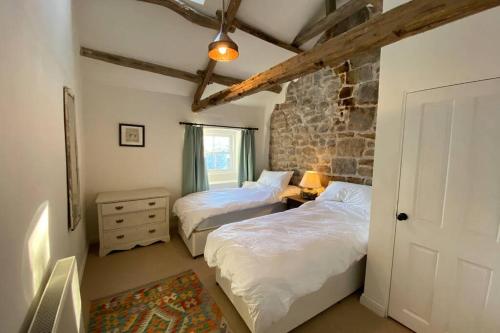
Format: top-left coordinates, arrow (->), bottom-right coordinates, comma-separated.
96,187 -> 170,256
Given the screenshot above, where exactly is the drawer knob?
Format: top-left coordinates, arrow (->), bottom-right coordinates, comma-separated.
116,235 -> 125,239
148,214 -> 156,218
115,206 -> 124,210
148,229 -> 156,234
115,219 -> 124,224
148,202 -> 156,206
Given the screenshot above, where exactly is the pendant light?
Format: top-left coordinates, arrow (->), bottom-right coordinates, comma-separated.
208,0 -> 239,62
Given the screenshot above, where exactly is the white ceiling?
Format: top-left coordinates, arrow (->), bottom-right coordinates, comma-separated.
77,0 -> 327,107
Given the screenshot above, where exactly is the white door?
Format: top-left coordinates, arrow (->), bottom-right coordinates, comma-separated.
389,78 -> 500,333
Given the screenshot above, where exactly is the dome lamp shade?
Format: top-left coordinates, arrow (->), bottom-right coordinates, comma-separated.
208,30 -> 239,62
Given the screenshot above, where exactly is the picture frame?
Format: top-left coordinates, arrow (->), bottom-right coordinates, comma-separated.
119,123 -> 145,147
63,87 -> 82,231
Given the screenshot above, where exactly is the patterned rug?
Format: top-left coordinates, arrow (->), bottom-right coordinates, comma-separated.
88,270 -> 231,333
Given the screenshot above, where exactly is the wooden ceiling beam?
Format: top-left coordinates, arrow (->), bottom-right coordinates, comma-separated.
137,0 -> 222,30
192,0 -> 500,111
79,47 -> 281,93
138,0 -> 300,53
199,70 -> 282,93
292,0 -> 380,47
216,11 -> 302,54
192,0 -> 241,106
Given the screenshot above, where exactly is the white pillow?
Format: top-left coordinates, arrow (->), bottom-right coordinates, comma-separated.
317,181 -> 372,208
257,170 -> 293,192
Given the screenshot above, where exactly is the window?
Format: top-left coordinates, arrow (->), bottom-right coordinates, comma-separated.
203,128 -> 240,188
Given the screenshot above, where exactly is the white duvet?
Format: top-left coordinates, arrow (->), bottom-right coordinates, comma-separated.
204,200 -> 370,333
173,183 -> 283,238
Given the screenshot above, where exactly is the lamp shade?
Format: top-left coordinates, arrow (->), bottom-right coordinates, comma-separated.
299,171 -> 321,189
208,30 -> 239,62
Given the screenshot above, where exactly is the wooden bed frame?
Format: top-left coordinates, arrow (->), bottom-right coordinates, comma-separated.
216,256 -> 366,333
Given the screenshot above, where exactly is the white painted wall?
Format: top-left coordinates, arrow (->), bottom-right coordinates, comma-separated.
82,80 -> 267,242
0,0 -> 88,331
361,1 -> 500,317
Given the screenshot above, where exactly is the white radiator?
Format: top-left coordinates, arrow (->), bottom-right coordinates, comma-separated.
28,256 -> 83,333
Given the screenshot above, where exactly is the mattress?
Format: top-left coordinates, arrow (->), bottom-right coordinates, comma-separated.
173,184 -> 300,238
194,201 -> 286,232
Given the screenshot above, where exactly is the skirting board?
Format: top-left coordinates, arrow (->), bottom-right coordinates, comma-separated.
78,244 -> 89,285
360,293 -> 387,317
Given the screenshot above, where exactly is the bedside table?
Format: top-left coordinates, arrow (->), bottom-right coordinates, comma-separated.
287,195 -> 314,209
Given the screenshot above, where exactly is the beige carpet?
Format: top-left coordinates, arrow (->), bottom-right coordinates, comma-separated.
81,234 -> 411,333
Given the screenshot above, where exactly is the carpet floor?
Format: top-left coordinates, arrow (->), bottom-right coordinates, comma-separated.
81,233 -> 411,333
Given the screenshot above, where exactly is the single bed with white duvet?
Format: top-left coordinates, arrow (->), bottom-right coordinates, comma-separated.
205,181 -> 372,333
173,170 -> 300,257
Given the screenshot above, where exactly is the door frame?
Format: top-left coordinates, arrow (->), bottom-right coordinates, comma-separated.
384,76 -> 500,320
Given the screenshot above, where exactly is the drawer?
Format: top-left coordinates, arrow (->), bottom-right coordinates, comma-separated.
101,197 -> 168,216
102,222 -> 169,248
138,222 -> 169,240
103,227 -> 142,247
102,208 -> 165,230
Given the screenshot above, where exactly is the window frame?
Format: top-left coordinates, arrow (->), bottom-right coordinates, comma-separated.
203,128 -> 241,187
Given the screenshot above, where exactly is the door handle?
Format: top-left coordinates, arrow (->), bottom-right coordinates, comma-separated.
397,213 -> 408,221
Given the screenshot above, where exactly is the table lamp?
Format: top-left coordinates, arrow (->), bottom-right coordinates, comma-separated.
299,171 -> 322,199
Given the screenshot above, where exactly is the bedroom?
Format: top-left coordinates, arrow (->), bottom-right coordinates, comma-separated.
1,0 -> 500,332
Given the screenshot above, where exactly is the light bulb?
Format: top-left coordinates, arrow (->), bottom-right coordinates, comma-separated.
218,47 -> 228,55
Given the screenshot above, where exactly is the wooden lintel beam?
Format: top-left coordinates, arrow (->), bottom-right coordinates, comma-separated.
192,0 -> 241,107
292,0 -> 380,47
192,0 -> 500,112
79,47 -> 281,93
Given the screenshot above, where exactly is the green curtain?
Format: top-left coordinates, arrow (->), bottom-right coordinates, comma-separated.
238,129 -> 256,186
182,125 -> 209,196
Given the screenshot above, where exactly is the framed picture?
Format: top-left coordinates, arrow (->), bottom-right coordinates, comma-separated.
63,87 -> 82,231
119,123 -> 145,147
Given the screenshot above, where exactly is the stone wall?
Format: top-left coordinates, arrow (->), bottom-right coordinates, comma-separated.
269,50 -> 380,186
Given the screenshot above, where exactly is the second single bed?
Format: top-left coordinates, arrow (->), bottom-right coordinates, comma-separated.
205,181 -> 372,333
173,170 -> 300,257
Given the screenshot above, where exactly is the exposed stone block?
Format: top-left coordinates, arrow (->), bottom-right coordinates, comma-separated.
337,138 -> 366,157
331,158 -> 357,175
346,65 -> 374,85
355,81 -> 379,105
364,149 -> 375,157
358,166 -> 373,177
348,107 -> 376,131
358,159 -> 374,167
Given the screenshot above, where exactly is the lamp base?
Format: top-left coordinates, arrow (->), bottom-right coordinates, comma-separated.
301,189 -> 318,200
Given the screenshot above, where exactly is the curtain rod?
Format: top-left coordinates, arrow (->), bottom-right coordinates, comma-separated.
179,121 -> 258,131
